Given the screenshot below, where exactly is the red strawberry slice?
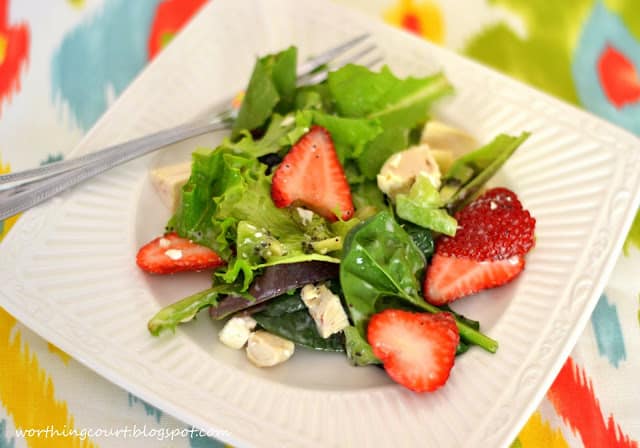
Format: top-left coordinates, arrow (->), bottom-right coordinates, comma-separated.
424,253 -> 525,305
271,125 -> 354,222
424,187 -> 535,304
136,232 -> 225,274
438,187 -> 535,261
367,310 -> 459,392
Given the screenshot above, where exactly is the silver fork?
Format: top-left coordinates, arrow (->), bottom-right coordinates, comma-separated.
0,34 -> 382,221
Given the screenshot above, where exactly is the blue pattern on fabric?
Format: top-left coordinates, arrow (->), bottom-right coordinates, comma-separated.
572,1 -> 640,134
591,293 -> 627,368
51,0 -> 161,131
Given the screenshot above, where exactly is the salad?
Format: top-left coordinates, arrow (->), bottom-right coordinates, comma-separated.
136,45 -> 536,393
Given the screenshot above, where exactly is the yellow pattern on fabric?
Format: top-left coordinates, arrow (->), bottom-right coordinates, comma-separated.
519,411 -> 570,448
0,308 -> 98,448
47,343 -> 72,365
67,0 -> 86,9
0,34 -> 7,65
0,158 -> 19,241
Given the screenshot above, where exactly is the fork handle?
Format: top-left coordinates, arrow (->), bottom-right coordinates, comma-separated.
0,118 -> 229,221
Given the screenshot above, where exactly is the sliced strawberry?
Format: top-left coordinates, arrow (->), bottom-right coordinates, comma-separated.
424,187 -> 535,304
367,310 -> 459,392
271,125 -> 354,222
136,232 -> 225,274
438,187 -> 536,261
424,253 -> 525,305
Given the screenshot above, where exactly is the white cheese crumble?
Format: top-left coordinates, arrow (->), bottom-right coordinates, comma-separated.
164,249 -> 183,260
218,316 -> 257,350
296,207 -> 315,225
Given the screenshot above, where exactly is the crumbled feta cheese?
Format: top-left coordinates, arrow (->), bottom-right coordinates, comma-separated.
280,115 -> 295,127
246,331 -> 295,367
490,201 -> 497,210
300,283 -> 349,338
164,249 -> 183,260
377,144 -> 441,200
296,207 -> 315,225
218,316 -> 257,349
158,238 -> 171,249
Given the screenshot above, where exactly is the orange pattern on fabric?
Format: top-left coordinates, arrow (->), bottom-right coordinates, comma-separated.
384,0 -> 444,44
0,0 -> 29,114
147,0 -> 208,60
0,308 -> 97,448
547,357 -> 638,448
598,45 -> 640,108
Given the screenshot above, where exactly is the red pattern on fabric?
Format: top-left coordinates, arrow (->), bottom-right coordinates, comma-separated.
148,0 -> 209,60
548,357 -> 638,448
598,45 -> 640,108
401,13 -> 422,35
0,0 -> 29,114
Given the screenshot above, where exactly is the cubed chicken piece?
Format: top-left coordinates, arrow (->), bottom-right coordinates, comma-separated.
300,283 -> 349,338
149,161 -> 192,211
246,331 -> 295,367
421,120 -> 478,172
377,144 -> 441,200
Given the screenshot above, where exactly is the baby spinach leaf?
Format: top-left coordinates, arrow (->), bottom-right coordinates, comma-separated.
401,222 -> 435,260
340,211 -> 498,353
253,294 -> 345,352
340,211 -> 426,335
255,292 -> 306,317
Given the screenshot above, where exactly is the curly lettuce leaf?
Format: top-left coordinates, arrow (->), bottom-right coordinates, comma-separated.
168,147 -> 263,258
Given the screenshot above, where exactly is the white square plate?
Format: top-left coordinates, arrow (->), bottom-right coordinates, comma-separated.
2,0 -> 640,447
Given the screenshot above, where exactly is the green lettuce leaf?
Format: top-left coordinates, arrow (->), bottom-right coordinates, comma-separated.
355,127 -> 409,180
395,175 -> 458,236
168,147 -> 263,258
440,132 -> 530,212
293,110 -> 383,162
231,47 -> 297,138
328,65 -> 453,128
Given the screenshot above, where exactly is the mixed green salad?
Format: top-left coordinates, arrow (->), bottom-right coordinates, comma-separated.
138,45 -> 532,392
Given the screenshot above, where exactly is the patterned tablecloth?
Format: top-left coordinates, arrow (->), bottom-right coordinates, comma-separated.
1,1 -> 639,447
